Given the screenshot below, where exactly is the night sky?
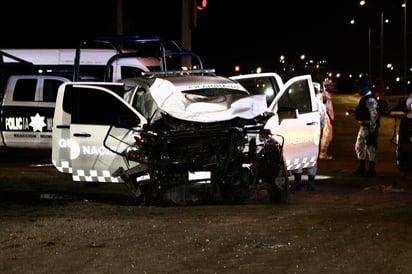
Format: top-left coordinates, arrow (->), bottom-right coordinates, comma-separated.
0,0 -> 408,77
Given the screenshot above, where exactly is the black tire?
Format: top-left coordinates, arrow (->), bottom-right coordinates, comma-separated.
397,116 -> 412,172
269,160 -> 289,204
257,142 -> 289,204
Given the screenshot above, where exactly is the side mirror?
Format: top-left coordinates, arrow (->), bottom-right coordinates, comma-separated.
116,114 -> 139,128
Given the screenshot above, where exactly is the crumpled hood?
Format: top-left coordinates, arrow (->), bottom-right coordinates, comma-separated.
149,78 -> 267,122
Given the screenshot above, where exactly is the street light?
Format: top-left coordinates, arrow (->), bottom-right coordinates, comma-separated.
349,19 -> 372,78
379,10 -> 384,79
359,1 -> 385,79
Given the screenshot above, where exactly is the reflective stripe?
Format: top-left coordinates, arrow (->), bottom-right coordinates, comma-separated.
52,160 -> 122,183
53,160 -> 72,174
286,156 -> 317,171
72,169 -> 122,183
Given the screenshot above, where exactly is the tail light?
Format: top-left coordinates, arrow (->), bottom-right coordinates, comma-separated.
126,147 -> 141,161
125,135 -> 145,161
133,135 -> 145,149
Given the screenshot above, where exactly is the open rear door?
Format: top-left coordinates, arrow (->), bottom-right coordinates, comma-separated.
52,82 -> 75,175
52,82 -> 146,183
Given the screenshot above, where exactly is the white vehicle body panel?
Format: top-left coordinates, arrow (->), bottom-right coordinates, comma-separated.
1,75 -> 70,148
232,73 -> 320,171
52,73 -> 320,183
148,78 -> 267,122
0,49 -> 152,82
52,82 -> 147,183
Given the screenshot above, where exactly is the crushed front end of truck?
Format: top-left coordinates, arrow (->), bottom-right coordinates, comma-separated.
107,112 -> 288,205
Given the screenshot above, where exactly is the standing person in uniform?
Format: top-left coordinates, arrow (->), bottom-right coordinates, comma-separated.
319,78 -> 335,160
353,78 -> 380,176
290,82 -> 326,191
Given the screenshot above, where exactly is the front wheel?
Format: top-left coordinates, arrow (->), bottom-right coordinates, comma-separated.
269,160 -> 289,203
255,141 -> 289,204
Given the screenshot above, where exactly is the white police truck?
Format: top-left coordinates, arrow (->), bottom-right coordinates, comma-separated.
0,36 -> 203,149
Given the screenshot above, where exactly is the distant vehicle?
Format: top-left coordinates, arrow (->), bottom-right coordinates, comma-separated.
1,35 -> 204,83
376,89 -> 410,115
377,94 -> 408,115
0,36 -> 204,150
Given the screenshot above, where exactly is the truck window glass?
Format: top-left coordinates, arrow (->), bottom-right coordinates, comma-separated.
121,66 -> 145,78
43,79 -> 65,102
71,87 -> 140,127
278,80 -> 312,114
235,77 -> 279,106
13,79 -> 37,101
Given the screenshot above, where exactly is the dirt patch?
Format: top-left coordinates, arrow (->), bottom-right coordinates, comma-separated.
1,183 -> 412,274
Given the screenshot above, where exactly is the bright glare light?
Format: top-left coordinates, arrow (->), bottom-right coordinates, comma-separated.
265,88 -> 274,97
256,67 -> 262,73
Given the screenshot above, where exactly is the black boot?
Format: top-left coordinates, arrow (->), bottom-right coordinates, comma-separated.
364,161 -> 376,177
353,160 -> 366,175
290,173 -> 302,192
307,175 -> 315,191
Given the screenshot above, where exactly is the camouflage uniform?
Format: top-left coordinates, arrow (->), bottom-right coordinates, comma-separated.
353,79 -> 379,176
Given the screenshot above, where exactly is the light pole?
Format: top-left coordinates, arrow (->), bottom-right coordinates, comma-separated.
359,1 -> 384,79
368,26 -> 372,78
379,10 -> 384,79
403,0 -> 408,84
350,18 -> 372,78
116,0 -> 123,35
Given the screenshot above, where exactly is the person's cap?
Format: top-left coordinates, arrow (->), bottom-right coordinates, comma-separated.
323,78 -> 334,86
359,79 -> 371,90
359,79 -> 372,95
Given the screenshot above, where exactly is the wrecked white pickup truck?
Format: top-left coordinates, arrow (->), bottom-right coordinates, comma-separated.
51,70 -> 321,205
